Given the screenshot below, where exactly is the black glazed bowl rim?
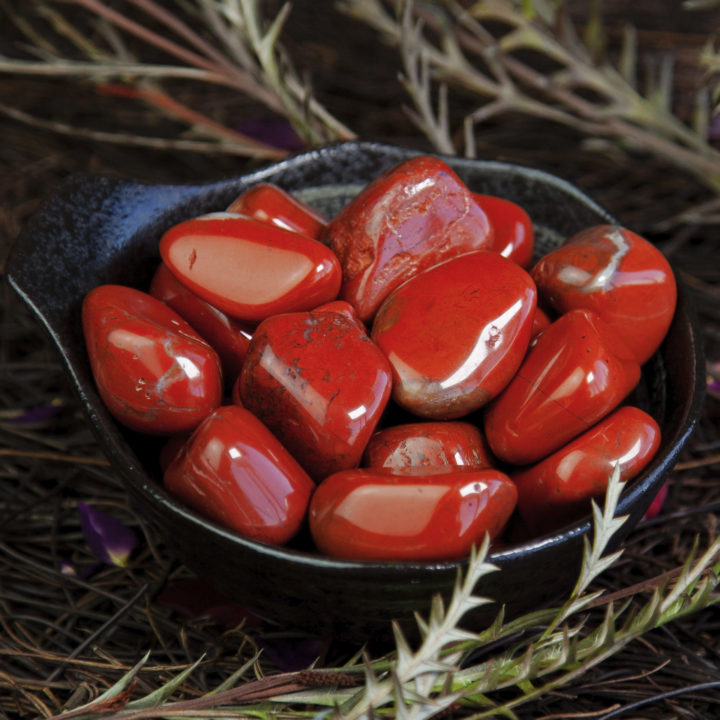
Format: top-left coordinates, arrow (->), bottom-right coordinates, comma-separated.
6,141 -> 705,634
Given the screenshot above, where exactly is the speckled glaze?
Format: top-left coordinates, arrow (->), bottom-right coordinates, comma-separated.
6,141 -> 704,641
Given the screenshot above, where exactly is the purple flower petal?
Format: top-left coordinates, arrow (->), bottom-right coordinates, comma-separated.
77,502 -> 138,567
236,118 -> 305,152
707,376 -> 720,398
3,399 -> 65,425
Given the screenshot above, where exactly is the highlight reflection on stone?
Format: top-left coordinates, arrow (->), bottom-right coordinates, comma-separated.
82,284 -> 222,434
484,308 -> 641,465
164,406 -> 314,545
372,251 -> 537,419
159,213 -> 341,323
531,224 -> 676,365
309,467 -> 517,560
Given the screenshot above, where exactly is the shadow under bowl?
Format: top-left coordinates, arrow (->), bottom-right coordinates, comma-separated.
6,141 -> 705,642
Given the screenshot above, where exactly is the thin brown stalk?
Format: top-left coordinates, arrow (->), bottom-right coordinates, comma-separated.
122,0 -> 276,105
0,448 -> 110,467
673,452 -> 720,470
0,104 -> 286,158
70,0 -> 284,111
95,83 -> 288,155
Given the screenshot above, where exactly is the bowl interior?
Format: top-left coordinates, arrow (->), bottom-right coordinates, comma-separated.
6,141 -> 704,640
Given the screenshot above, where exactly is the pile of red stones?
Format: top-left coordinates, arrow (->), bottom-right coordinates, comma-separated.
82,156 -> 676,561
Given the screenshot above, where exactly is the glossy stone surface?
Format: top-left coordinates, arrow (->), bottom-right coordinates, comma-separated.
363,421 -> 493,472
325,155 -> 494,322
512,406 -> 661,535
239,301 -> 392,481
164,406 -> 314,545
226,182 -> 327,239
372,251 -> 536,419
531,224 -> 676,365
159,213 -> 341,323
309,468 -> 517,560
150,262 -> 253,383
530,306 -> 551,342
474,193 -> 534,268
484,308 -> 641,465
82,284 -> 222,434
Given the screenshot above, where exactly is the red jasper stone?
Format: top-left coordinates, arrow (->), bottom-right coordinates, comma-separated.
309,468 -> 517,561
484,308 -> 641,465
164,406 -> 314,545
82,285 -> 222,435
363,421 -> 493,473
226,182 -> 327,240
238,301 -> 392,481
531,224 -> 676,365
473,193 -> 534,268
512,406 -> 661,535
371,251 -> 536,419
159,213 -> 341,323
150,262 -> 253,383
324,155 -> 494,322
530,306 -> 551,343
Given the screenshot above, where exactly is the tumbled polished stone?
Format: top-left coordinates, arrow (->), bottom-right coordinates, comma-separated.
531,224 -> 676,365
324,155 -> 494,322
238,301 -> 392,481
164,406 -> 314,545
226,182 -> 327,239
82,284 -> 222,434
150,262 -> 253,384
363,421 -> 493,472
530,306 -> 551,343
474,193 -> 534,268
484,308 -> 641,465
372,251 -> 536,419
512,406 -> 661,535
309,467 -> 517,560
159,213 -> 341,323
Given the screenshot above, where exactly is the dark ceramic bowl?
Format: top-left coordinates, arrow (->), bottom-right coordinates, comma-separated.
7,141 -> 704,641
